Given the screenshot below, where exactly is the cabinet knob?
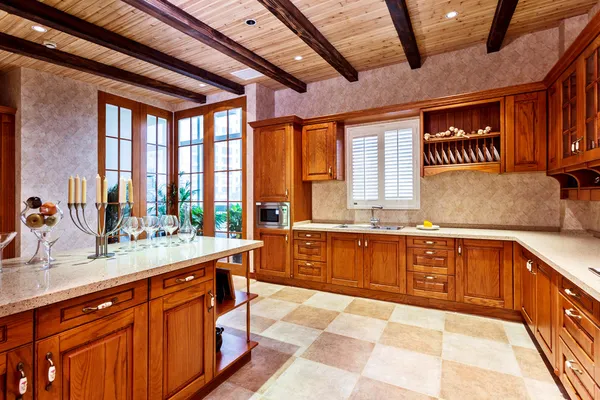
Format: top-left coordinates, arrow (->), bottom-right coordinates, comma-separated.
207,290 -> 215,312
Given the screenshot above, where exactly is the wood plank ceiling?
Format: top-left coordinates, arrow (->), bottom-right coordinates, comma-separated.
0,0 -> 596,105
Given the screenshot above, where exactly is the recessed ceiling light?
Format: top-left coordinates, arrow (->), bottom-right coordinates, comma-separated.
231,68 -> 264,80
445,11 -> 458,19
31,25 -> 48,33
199,83 -> 207,87
43,40 -> 57,49
294,55 -> 303,61
245,19 -> 257,26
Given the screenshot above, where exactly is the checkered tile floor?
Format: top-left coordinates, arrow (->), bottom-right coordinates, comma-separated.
206,277 -> 567,400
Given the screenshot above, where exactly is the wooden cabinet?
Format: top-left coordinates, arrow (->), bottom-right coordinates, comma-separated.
559,64 -> 584,167
301,122 -> 344,181
254,124 -> 291,202
255,229 -> 291,278
535,261 -> 557,364
0,345 -> 33,400
0,108 -> 16,258
519,250 -> 536,330
327,232 -> 364,288
363,234 -> 405,293
149,281 -> 214,400
548,82 -> 561,171
581,36 -> 600,162
35,304 -> 148,400
505,91 -> 546,172
456,239 -> 513,309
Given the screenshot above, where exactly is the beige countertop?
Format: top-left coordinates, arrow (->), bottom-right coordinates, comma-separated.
0,237 -> 262,318
293,222 -> 600,303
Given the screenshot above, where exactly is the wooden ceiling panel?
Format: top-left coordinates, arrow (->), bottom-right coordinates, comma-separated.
0,0 -> 596,103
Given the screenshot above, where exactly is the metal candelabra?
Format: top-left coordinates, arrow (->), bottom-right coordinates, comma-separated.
68,202 -> 133,259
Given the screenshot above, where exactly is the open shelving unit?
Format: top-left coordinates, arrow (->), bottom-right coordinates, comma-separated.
421,99 -> 504,176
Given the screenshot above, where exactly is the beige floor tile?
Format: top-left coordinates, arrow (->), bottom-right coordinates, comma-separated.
260,321 -> 322,353
270,287 -> 316,303
281,305 -> 339,330
363,343 -> 442,397
389,304 -> 446,331
262,358 -> 359,400
379,321 -> 443,357
513,346 -> 555,382
441,360 -> 529,400
227,346 -> 294,392
221,326 -> 301,355
503,321 -> 536,349
249,281 -> 285,297
205,382 -> 256,400
524,377 -> 568,400
349,376 -> 436,400
233,276 -> 251,291
302,291 -> 354,311
251,298 -> 299,320
325,313 -> 387,343
301,332 -> 374,373
344,298 -> 395,320
445,313 -> 509,343
217,309 -> 276,334
442,332 -> 521,376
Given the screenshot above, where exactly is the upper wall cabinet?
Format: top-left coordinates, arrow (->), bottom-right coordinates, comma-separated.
254,123 -> 293,202
581,37 -> 600,162
301,122 -> 344,181
505,91 -> 547,172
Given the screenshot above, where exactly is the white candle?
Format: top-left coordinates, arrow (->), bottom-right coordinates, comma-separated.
118,177 -> 125,203
102,176 -> 108,203
128,179 -> 134,203
74,175 -> 81,204
95,174 -> 101,204
68,176 -> 74,204
81,177 -> 87,204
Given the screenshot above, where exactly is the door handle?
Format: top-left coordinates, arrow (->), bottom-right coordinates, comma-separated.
358,239 -> 361,247
82,297 -> 118,313
328,166 -> 332,176
285,189 -> 289,198
365,239 -> 368,247
45,352 -> 56,391
207,290 -> 215,312
457,245 -> 462,255
175,274 -> 196,283
285,234 -> 289,243
17,362 -> 27,398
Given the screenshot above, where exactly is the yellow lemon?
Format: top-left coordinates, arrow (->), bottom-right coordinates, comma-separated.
423,220 -> 433,228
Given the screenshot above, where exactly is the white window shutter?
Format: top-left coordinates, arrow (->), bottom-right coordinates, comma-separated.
351,136 -> 378,201
384,129 -> 413,200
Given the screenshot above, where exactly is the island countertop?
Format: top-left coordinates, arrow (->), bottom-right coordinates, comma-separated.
0,237 -> 262,318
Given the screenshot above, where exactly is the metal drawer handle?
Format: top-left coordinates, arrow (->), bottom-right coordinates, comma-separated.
526,260 -> 533,272
425,250 -> 435,255
425,275 -> 435,280
305,234 -> 312,237
328,166 -> 333,176
82,297 -> 118,313
176,274 -> 196,283
425,241 -> 436,245
17,362 -> 27,397
45,352 -> 56,391
565,288 -> 580,298
566,360 -> 584,375
565,308 -> 582,320
208,290 -> 215,312
305,262 -> 313,267
304,242 -> 312,246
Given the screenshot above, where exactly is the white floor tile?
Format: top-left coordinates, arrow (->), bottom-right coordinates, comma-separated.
389,304 -> 446,331
325,313 -> 387,343
302,291 -> 354,312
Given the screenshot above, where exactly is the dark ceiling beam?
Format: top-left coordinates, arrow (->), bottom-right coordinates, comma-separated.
121,0 -> 307,93
487,0 -> 519,53
384,0 -> 421,69
0,32 -> 206,103
0,0 -> 244,95
255,0 -> 357,82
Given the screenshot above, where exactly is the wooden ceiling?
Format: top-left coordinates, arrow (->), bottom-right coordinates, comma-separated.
0,0 -> 596,105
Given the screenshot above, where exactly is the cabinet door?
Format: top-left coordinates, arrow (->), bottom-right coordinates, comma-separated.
548,82 -> 561,171
505,91 -> 546,172
520,251 -> 536,330
149,281 -> 214,400
363,234 -> 406,293
302,122 -> 342,181
35,305 -> 148,400
254,125 -> 290,201
255,229 -> 291,278
327,233 -> 363,288
558,64 -> 585,167
535,261 -> 556,365
581,37 -> 600,161
0,345 -> 33,400
456,239 -> 513,309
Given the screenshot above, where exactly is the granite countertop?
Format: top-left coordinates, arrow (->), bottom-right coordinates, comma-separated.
0,237 -> 262,318
293,222 -> 600,303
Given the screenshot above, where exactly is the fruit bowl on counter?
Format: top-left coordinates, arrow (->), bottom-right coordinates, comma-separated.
417,220 -> 440,230
20,197 -> 63,269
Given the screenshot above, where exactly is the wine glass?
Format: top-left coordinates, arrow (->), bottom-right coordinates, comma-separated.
142,216 -> 159,247
161,215 -> 179,247
125,217 -> 144,251
121,219 -> 135,252
0,232 -> 17,273
33,230 -> 60,270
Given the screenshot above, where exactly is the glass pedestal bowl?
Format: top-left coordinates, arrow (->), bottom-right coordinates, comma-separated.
0,232 -> 17,273
20,199 -> 63,269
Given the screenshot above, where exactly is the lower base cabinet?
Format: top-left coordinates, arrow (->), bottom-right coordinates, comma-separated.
0,345 -> 33,400
255,229 -> 291,278
35,304 -> 148,400
327,233 -> 364,288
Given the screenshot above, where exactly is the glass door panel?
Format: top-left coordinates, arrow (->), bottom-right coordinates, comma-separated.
178,116 -> 204,235
146,114 -> 169,216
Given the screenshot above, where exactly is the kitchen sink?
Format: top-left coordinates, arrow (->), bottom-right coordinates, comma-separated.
333,224 -> 404,230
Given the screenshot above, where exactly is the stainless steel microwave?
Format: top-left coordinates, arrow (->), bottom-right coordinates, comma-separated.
256,202 -> 289,228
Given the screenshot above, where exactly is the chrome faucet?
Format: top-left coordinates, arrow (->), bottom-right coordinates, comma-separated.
370,205 -> 383,228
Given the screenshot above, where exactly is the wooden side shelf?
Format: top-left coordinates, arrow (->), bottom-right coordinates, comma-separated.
424,162 -> 501,177
549,166 -> 600,201
216,333 -> 258,376
216,291 -> 258,317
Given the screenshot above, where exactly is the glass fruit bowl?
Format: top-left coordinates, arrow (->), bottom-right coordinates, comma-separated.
20,198 -> 63,268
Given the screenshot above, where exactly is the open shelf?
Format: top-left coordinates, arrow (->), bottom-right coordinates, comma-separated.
215,332 -> 258,376
216,290 -> 258,317
424,132 -> 500,143
549,166 -> 600,201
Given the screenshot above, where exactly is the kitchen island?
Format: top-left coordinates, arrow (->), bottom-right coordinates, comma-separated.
0,236 -> 262,399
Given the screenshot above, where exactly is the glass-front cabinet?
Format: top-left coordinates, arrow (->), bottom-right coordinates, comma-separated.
559,64 -> 583,166
582,36 -> 600,161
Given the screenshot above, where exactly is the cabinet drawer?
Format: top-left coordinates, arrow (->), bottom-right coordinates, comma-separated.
150,262 -> 214,299
407,248 -> 455,275
293,260 -> 326,283
407,272 -> 455,301
294,240 -> 327,262
294,231 -> 325,241
0,311 -> 33,354
36,280 -> 148,339
558,293 -> 599,379
560,277 -> 599,322
407,236 -> 455,250
558,338 -> 597,400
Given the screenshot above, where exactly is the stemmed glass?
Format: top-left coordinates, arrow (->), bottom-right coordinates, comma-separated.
124,217 -> 144,251
142,216 -> 159,247
33,230 -> 61,270
0,232 -> 17,273
160,215 -> 179,247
